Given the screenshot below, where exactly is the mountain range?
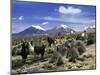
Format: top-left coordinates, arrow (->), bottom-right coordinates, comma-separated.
13,24 -> 75,36
13,24 -> 95,36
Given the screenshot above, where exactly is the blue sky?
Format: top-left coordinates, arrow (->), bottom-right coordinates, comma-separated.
12,0 -> 96,33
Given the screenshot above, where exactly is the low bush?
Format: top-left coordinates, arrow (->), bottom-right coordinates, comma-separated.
49,51 -> 58,63
76,40 -> 86,55
87,33 -> 95,45
67,47 -> 79,63
76,34 -> 86,41
56,54 -> 64,66
65,39 -> 80,63
43,63 -> 56,70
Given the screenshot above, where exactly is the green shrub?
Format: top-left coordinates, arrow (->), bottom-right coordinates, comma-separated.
46,48 -> 54,54
76,40 -> 86,55
12,47 -> 21,56
16,49 -> 21,55
65,39 -> 86,62
87,33 -> 95,45
12,56 -> 22,69
56,54 -> 64,66
12,48 -> 17,56
49,51 -> 58,63
56,45 -> 67,56
67,47 -> 79,63
87,39 -> 94,45
76,34 -> 85,41
65,40 -> 79,63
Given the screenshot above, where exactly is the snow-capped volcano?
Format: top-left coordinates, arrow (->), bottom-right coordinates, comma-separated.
90,25 -> 95,29
60,24 -> 68,29
56,24 -> 68,29
47,24 -> 75,35
32,25 -> 45,31
85,25 -> 96,32
84,25 -> 96,31
13,24 -> 75,36
15,25 -> 45,36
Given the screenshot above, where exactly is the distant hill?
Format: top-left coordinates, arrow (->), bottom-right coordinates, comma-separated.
85,25 -> 96,33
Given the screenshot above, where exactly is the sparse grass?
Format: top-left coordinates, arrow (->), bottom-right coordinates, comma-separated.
12,56 -> 23,69
64,49 -> 96,70
83,50 -> 95,59
42,63 -> 57,70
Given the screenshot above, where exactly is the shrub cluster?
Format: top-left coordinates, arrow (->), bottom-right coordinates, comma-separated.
49,50 -> 64,66
65,39 -> 86,63
87,33 -> 95,45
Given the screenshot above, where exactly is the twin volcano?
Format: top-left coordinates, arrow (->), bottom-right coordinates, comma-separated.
14,25 -> 75,36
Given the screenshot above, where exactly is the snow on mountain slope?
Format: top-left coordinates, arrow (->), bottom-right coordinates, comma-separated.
60,24 -> 68,29
32,25 -> 45,31
56,24 -> 68,29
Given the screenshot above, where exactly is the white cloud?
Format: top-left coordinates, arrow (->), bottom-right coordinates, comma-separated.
18,16 -> 23,20
42,22 -> 48,25
59,6 -> 82,15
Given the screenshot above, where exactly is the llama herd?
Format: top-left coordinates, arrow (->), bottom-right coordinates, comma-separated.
12,31 -> 96,67
11,31 -> 96,74
19,40 -> 46,63
12,34 -> 88,64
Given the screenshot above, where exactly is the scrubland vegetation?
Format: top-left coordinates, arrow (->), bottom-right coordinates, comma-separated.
11,32 -> 96,74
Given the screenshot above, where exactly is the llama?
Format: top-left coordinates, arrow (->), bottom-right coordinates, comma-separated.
21,41 -> 29,63
47,36 -> 55,46
28,41 -> 46,58
28,41 -> 34,54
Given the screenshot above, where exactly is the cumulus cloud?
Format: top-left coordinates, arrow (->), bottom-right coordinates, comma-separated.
18,16 -> 23,20
59,6 -> 82,15
42,22 -> 49,25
